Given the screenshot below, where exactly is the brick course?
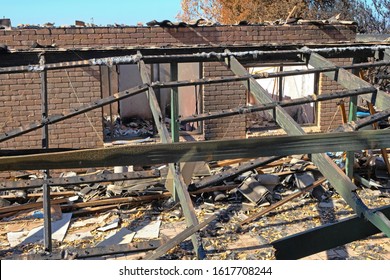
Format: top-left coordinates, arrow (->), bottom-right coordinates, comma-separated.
0,24 -> 357,148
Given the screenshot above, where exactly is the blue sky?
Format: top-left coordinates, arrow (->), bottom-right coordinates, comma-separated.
2,0 -> 183,26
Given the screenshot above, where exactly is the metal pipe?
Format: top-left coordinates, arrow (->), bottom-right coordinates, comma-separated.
1,46 -> 389,74
180,87 -> 376,123
39,54 -> 52,252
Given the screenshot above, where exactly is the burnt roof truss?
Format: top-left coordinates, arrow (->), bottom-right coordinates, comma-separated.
0,43 -> 389,259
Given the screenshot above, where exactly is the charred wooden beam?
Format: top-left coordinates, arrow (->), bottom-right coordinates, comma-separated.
0,57 -> 386,144
0,170 -> 160,191
272,204 -> 390,260
193,156 -> 282,190
7,240 -> 162,260
0,148 -> 78,156
225,53 -> 390,237
240,177 -> 327,225
306,49 -> 390,110
61,193 -> 171,210
0,197 -> 69,214
138,59 -> 205,259
144,213 -> 218,260
0,130 -> 389,172
180,87 -> 375,123
39,59 -> 52,251
1,46 -> 388,73
333,108 -> 390,132
0,54 -> 142,74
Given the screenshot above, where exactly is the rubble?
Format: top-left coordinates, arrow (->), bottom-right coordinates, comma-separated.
104,116 -> 154,140
0,150 -> 389,260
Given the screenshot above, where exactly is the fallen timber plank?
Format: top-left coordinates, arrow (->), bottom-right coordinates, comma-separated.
138,60 -> 205,259
143,213 -> 218,260
61,193 -> 171,210
193,156 -> 283,190
0,191 -> 76,200
272,204 -> 390,260
0,185 -> 239,217
0,129 -> 388,172
225,53 -> 390,237
70,204 -> 143,216
0,170 -> 160,191
0,197 -> 69,214
6,240 -> 163,260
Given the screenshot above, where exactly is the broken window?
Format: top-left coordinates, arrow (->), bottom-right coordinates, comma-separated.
101,63 -> 202,141
247,65 -> 317,133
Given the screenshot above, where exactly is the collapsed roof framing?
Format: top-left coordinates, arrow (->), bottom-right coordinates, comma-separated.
0,43 -> 390,259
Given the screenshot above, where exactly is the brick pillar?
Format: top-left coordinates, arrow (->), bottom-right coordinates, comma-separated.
203,62 -> 247,140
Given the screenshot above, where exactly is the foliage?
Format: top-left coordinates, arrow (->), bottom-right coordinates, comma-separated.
177,0 -> 390,33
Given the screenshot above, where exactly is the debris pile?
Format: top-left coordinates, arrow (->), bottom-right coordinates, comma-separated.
0,150 -> 389,260
104,116 -> 154,139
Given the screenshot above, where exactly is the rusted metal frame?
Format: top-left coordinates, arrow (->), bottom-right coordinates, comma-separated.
1,47 -> 388,75
6,240 -> 163,260
0,50 -> 298,74
154,62 -> 386,89
1,59 -> 383,144
305,49 -> 390,110
0,170 -> 160,191
180,87 -> 375,124
39,54 -> 52,252
0,84 -> 148,143
225,52 -> 390,237
345,108 -> 390,130
272,204 -> 390,260
142,46 -> 390,63
309,45 -> 390,55
240,177 -> 328,225
138,59 -> 205,259
0,54 -> 142,74
144,213 -> 218,260
1,130 -> 389,171
0,147 -> 77,156
2,43 -> 389,66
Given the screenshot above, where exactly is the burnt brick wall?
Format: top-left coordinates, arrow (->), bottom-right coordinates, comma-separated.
0,67 -> 102,150
0,24 -> 357,151
203,62 -> 247,139
0,24 -> 356,49
318,58 -> 353,131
